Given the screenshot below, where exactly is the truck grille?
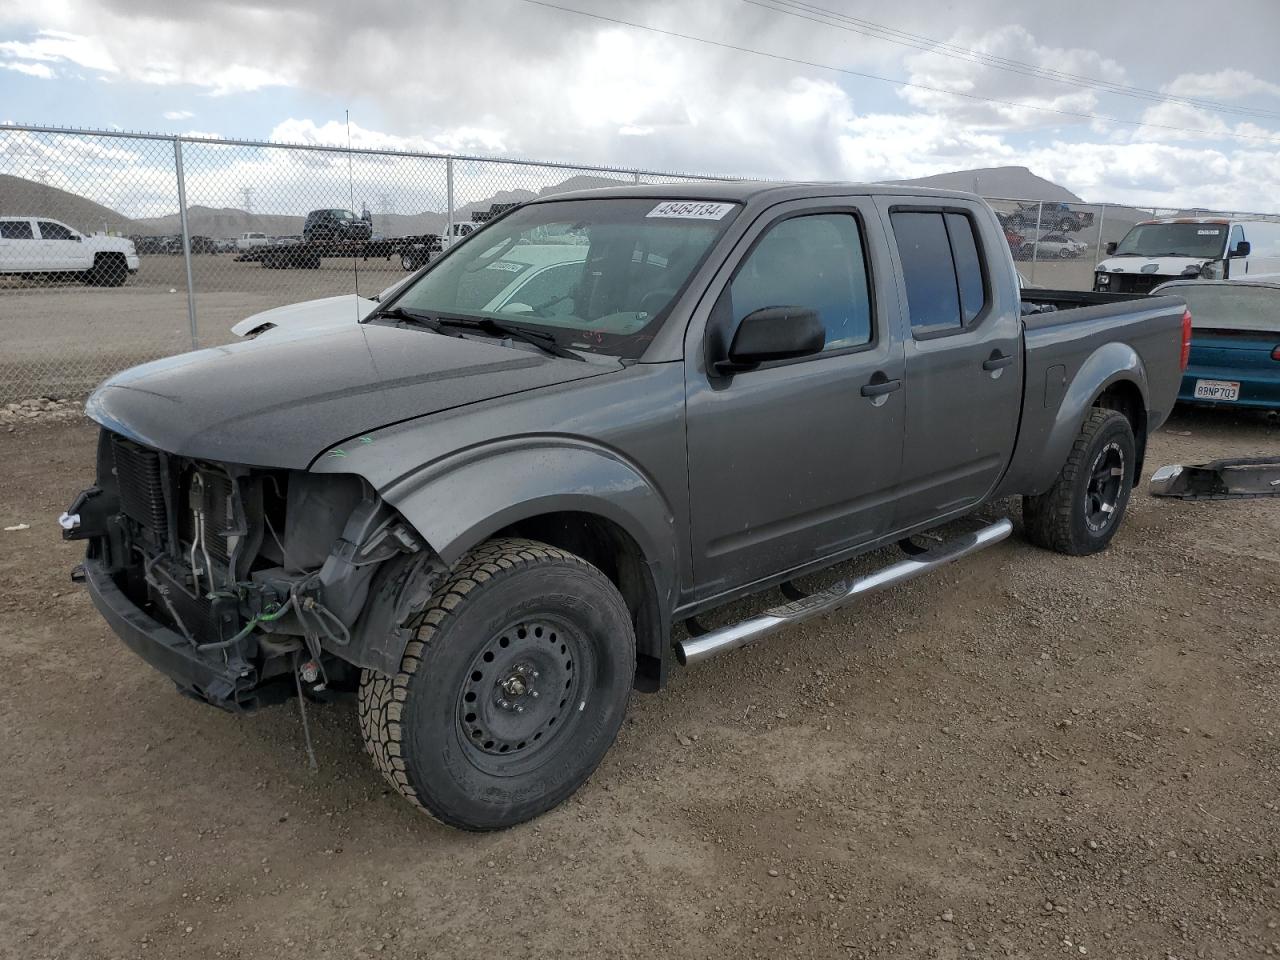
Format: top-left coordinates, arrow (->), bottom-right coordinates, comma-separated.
1109,273 -> 1165,294
110,434 -> 168,541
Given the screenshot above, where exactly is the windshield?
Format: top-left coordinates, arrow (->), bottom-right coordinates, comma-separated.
1113,223 -> 1228,259
385,198 -> 739,358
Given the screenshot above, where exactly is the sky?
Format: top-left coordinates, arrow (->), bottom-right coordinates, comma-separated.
2,0 -> 1280,214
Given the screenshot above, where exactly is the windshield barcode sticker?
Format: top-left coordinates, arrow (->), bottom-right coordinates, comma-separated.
1197,229 -> 1221,235
646,201 -> 735,220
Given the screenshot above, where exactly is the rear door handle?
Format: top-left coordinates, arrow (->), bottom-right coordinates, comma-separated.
982,353 -> 1014,371
860,377 -> 902,398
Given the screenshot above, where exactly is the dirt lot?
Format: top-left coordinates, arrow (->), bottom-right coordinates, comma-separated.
1,408 -> 1277,960
0,253 -> 1096,402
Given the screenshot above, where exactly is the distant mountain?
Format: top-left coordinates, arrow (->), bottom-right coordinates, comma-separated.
132,205 -> 304,238
0,168 -> 1172,246
884,166 -> 1082,202
0,174 -> 139,234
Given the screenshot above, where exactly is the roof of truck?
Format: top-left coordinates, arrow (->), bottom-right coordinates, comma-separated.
530,180 -> 982,205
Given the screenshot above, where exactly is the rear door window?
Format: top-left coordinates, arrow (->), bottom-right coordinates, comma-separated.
1,220 -> 34,239
890,210 -> 988,334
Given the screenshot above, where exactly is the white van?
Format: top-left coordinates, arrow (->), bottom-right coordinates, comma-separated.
1093,217 -> 1280,293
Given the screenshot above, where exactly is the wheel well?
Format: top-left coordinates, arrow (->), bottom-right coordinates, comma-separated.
1094,380 -> 1147,478
494,511 -> 667,692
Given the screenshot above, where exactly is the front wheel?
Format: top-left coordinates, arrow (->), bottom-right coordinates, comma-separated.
400,251 -> 418,271
1022,408 -> 1136,556
358,538 -> 635,831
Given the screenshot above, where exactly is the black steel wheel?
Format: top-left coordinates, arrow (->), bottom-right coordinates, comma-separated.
1023,408 -> 1136,555
358,538 -> 635,831
456,616 -> 589,772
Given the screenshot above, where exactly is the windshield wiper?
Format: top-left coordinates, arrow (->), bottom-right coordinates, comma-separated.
438,316 -> 584,361
365,305 -> 441,329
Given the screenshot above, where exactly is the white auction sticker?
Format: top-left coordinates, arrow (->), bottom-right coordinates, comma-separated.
646,200 -> 735,220
1197,228 -> 1221,235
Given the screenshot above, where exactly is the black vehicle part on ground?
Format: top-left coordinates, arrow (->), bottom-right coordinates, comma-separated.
1149,456 -> 1280,500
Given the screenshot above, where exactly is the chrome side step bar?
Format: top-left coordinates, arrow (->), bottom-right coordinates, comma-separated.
676,518 -> 1013,666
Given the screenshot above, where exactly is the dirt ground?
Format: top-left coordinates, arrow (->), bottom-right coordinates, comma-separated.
0,253 -> 1096,402
1,407 -> 1277,960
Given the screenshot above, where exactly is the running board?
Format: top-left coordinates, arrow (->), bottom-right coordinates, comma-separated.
676,518 -> 1013,667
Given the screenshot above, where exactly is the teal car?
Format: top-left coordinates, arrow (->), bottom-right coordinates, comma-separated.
1153,279 -> 1280,410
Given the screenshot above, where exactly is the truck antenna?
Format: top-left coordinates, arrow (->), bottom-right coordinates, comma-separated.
346,109 -> 360,322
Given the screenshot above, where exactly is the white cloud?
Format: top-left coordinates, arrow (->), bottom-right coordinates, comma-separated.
897,25 -> 1128,128
0,29 -> 115,71
163,110 -> 194,120
1,59 -> 53,78
1164,69 -> 1280,101
0,1 -> 1278,210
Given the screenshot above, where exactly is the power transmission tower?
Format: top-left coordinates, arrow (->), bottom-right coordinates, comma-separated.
240,186 -> 255,214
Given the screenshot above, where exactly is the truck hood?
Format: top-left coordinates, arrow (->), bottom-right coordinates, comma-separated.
84,234 -> 134,254
1095,255 -> 1207,276
87,323 -> 615,469
229,294 -> 374,338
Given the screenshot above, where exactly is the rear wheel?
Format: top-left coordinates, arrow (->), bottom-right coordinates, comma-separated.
358,538 -> 635,831
1022,408 -> 1136,555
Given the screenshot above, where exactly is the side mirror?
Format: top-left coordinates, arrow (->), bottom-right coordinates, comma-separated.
1229,240 -> 1251,258
1105,241 -> 1117,255
716,306 -> 825,374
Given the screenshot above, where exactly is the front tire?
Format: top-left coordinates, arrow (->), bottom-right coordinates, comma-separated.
86,253 -> 128,287
358,538 -> 636,831
1022,408 -> 1136,556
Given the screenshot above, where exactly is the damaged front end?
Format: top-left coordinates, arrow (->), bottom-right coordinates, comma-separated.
63,429 -> 443,711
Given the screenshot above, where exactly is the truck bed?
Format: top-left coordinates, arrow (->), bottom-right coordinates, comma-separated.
996,289 -> 1188,497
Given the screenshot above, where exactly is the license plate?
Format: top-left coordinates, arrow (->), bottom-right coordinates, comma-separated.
1193,379 -> 1240,401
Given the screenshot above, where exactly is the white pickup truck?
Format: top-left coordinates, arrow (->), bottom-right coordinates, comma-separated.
0,216 -> 139,286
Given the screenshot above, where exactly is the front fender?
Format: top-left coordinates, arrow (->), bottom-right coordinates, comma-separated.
1000,341 -> 1149,497
377,437 -> 679,605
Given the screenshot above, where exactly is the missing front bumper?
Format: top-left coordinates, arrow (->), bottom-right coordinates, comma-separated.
1149,457 -> 1280,500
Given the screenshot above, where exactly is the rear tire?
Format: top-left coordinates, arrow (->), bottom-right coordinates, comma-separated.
358,538 -> 635,831
1022,408 -> 1135,556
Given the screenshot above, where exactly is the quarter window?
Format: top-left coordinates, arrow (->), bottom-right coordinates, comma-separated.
1,220 -> 34,240
891,210 -> 989,334
730,213 -> 873,352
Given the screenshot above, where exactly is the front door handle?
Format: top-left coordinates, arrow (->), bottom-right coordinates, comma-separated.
860,377 -> 902,398
982,352 -> 1014,371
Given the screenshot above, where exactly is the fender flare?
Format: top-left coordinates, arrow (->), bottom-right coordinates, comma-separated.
1007,341 -> 1150,497
378,436 -> 680,607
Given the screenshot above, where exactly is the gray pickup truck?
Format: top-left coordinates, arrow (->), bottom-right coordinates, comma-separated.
63,182 -> 1190,830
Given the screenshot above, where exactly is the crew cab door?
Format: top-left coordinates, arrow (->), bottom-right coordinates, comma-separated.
876,199 -> 1022,530
684,198 -> 906,598
36,220 -> 90,271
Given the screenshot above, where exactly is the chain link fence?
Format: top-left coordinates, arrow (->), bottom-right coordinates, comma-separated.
2,123 -> 1276,402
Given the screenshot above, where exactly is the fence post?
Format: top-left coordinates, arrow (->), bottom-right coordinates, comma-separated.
1092,204 -> 1107,284
446,158 -> 455,247
633,171 -> 641,184
173,137 -> 198,351
1029,201 -> 1044,283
